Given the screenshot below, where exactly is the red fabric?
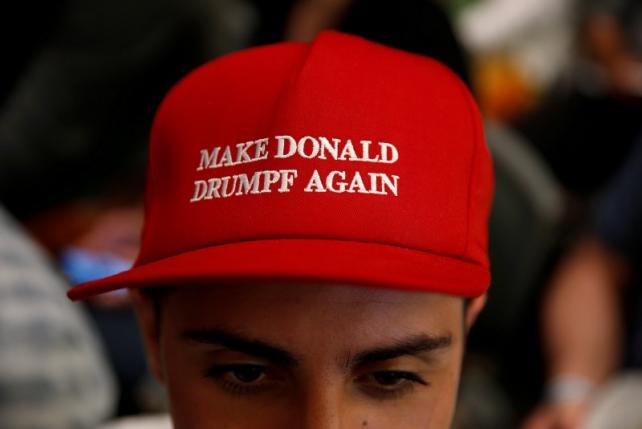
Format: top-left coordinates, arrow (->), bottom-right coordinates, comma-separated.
68,31 -> 494,301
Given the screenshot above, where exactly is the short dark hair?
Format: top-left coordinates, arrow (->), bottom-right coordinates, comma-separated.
139,286 -> 173,332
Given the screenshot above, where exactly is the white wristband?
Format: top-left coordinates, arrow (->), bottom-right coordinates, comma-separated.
545,375 -> 597,404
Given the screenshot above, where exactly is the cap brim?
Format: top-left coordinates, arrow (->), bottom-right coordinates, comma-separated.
67,238 -> 489,300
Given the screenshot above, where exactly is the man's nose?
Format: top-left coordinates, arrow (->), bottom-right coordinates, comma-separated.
293,383 -> 349,429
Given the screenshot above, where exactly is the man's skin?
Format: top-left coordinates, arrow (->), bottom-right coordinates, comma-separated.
131,281 -> 486,428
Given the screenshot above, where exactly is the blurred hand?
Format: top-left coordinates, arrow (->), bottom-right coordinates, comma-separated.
522,401 -> 590,429
584,13 -> 642,95
604,57 -> 642,96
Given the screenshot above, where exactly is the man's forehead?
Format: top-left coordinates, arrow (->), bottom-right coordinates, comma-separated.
159,281 -> 463,347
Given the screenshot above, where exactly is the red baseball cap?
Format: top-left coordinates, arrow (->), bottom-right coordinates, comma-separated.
68,30 -> 493,301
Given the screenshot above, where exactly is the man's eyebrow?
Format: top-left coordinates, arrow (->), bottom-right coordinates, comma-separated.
349,334 -> 453,368
182,328 -> 299,367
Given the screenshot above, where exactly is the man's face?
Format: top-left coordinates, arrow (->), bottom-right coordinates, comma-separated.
133,282 -> 484,429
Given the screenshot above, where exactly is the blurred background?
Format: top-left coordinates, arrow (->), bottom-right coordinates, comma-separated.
0,0 -> 640,428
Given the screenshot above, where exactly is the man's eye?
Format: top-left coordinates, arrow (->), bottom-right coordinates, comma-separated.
370,370 -> 428,388
373,371 -> 410,387
205,364 -> 272,395
228,364 -> 265,383
357,371 -> 429,400
206,364 -> 266,383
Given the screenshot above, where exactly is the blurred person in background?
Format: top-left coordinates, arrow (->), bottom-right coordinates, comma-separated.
453,0 -> 642,201
0,0 -> 205,222
0,0 -> 217,418
523,135 -> 642,429
515,4 -> 642,426
0,204 -> 115,428
515,0 -> 642,199
499,2 -> 642,427
451,0 -> 576,121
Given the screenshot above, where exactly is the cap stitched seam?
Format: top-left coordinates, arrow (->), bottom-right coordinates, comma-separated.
462,87 -> 482,259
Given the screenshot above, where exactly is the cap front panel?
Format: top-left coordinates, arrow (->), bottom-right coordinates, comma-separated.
137,32 -> 484,268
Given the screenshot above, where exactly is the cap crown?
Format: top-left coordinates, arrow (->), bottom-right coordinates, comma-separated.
137,31 -> 493,293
